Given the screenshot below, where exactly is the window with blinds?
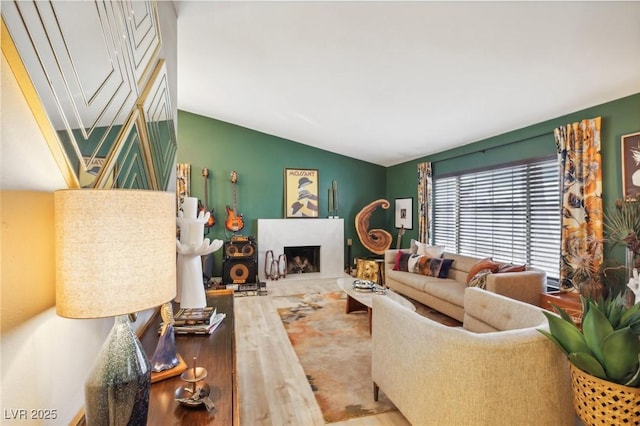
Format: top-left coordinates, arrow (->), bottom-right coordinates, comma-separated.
432,156 -> 560,280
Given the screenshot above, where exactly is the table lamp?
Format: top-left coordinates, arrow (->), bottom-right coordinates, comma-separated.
55,189 -> 176,426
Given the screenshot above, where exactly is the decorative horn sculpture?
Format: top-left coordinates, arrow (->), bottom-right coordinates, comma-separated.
355,199 -> 393,255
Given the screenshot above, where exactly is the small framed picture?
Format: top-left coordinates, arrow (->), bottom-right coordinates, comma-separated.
394,197 -> 413,229
621,132 -> 640,201
284,168 -> 319,218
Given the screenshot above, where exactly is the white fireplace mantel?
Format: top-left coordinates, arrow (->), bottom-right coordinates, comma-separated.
257,218 -> 344,280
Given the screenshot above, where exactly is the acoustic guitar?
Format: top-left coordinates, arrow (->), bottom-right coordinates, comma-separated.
225,171 -> 245,232
396,225 -> 405,249
200,168 -> 215,228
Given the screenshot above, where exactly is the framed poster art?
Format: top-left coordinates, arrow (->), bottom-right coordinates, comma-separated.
284,168 -> 319,218
394,197 -> 413,229
621,132 -> 640,201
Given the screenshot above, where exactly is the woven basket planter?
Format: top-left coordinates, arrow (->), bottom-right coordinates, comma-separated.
569,363 -> 640,426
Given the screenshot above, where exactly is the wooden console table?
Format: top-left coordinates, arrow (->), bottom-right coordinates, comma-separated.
540,291 -> 583,325
140,289 -> 238,425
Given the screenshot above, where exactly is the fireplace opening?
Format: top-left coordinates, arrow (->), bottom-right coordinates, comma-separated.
284,245 -> 320,274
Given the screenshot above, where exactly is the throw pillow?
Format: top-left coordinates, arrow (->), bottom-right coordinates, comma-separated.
468,269 -> 493,289
428,258 -> 455,278
466,258 -> 501,284
415,241 -> 445,258
407,254 -> 432,275
394,252 -> 412,272
497,263 -> 527,273
393,250 -> 404,270
409,239 -> 419,254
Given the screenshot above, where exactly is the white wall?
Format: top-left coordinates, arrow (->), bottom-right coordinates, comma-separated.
0,48 -> 113,425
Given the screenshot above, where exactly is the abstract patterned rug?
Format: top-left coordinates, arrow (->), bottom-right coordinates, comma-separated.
273,291 -> 396,423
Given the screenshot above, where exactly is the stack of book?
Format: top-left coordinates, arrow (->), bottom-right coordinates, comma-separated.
161,306 -> 226,335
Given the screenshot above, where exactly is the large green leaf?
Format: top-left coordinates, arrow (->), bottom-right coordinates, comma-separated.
601,326 -> 640,381
623,357 -> 640,387
550,302 -> 578,327
568,352 -> 607,379
582,302 -> 614,365
608,303 -> 624,329
541,311 -> 590,355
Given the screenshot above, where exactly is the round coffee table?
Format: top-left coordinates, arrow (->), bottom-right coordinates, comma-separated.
337,277 -> 415,334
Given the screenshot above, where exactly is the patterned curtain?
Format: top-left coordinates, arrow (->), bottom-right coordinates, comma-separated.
554,117 -> 603,292
417,162 -> 433,243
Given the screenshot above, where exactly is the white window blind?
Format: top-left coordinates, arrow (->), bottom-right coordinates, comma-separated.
432,157 -> 560,280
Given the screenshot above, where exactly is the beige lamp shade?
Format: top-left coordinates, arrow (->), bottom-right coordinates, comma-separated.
55,189 -> 176,318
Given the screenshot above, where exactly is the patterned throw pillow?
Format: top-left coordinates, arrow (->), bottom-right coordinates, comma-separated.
468,269 -> 493,289
408,254 -> 432,275
428,258 -> 455,278
393,251 -> 413,272
393,250 -> 404,270
497,263 -> 527,273
466,258 -> 501,283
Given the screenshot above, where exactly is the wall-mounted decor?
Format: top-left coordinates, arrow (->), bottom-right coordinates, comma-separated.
395,198 -> 413,229
2,0 -> 163,189
107,112 -> 153,190
355,199 -> 393,255
622,132 -> 640,201
138,59 -> 177,191
284,168 -> 319,218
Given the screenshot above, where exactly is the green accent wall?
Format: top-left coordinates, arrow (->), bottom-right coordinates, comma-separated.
177,111 -> 387,275
178,93 -> 639,277
387,93 -> 640,264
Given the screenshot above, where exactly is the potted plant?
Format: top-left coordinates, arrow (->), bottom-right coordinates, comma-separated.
605,198 -> 640,301
539,294 -> 640,425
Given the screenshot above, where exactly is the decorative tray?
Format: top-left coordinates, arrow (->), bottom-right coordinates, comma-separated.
352,279 -> 376,289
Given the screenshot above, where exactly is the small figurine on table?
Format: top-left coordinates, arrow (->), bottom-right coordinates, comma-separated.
150,303 -> 179,372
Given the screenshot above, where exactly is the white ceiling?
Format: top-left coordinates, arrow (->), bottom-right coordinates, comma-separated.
175,1 -> 640,167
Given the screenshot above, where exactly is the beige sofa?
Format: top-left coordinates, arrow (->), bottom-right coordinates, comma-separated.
384,249 -> 546,321
372,287 -> 574,425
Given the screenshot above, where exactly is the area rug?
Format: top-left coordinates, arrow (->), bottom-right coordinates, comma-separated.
273,291 -> 396,423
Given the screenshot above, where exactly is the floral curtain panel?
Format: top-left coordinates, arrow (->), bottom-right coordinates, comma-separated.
417,162 -> 432,243
554,117 -> 603,292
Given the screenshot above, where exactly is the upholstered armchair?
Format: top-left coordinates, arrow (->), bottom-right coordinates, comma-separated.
371,287 -> 574,425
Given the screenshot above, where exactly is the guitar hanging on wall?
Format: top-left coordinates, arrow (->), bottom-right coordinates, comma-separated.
225,171 -> 245,232
199,168 -> 215,228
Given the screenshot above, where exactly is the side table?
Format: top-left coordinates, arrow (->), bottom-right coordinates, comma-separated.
540,291 -> 583,325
